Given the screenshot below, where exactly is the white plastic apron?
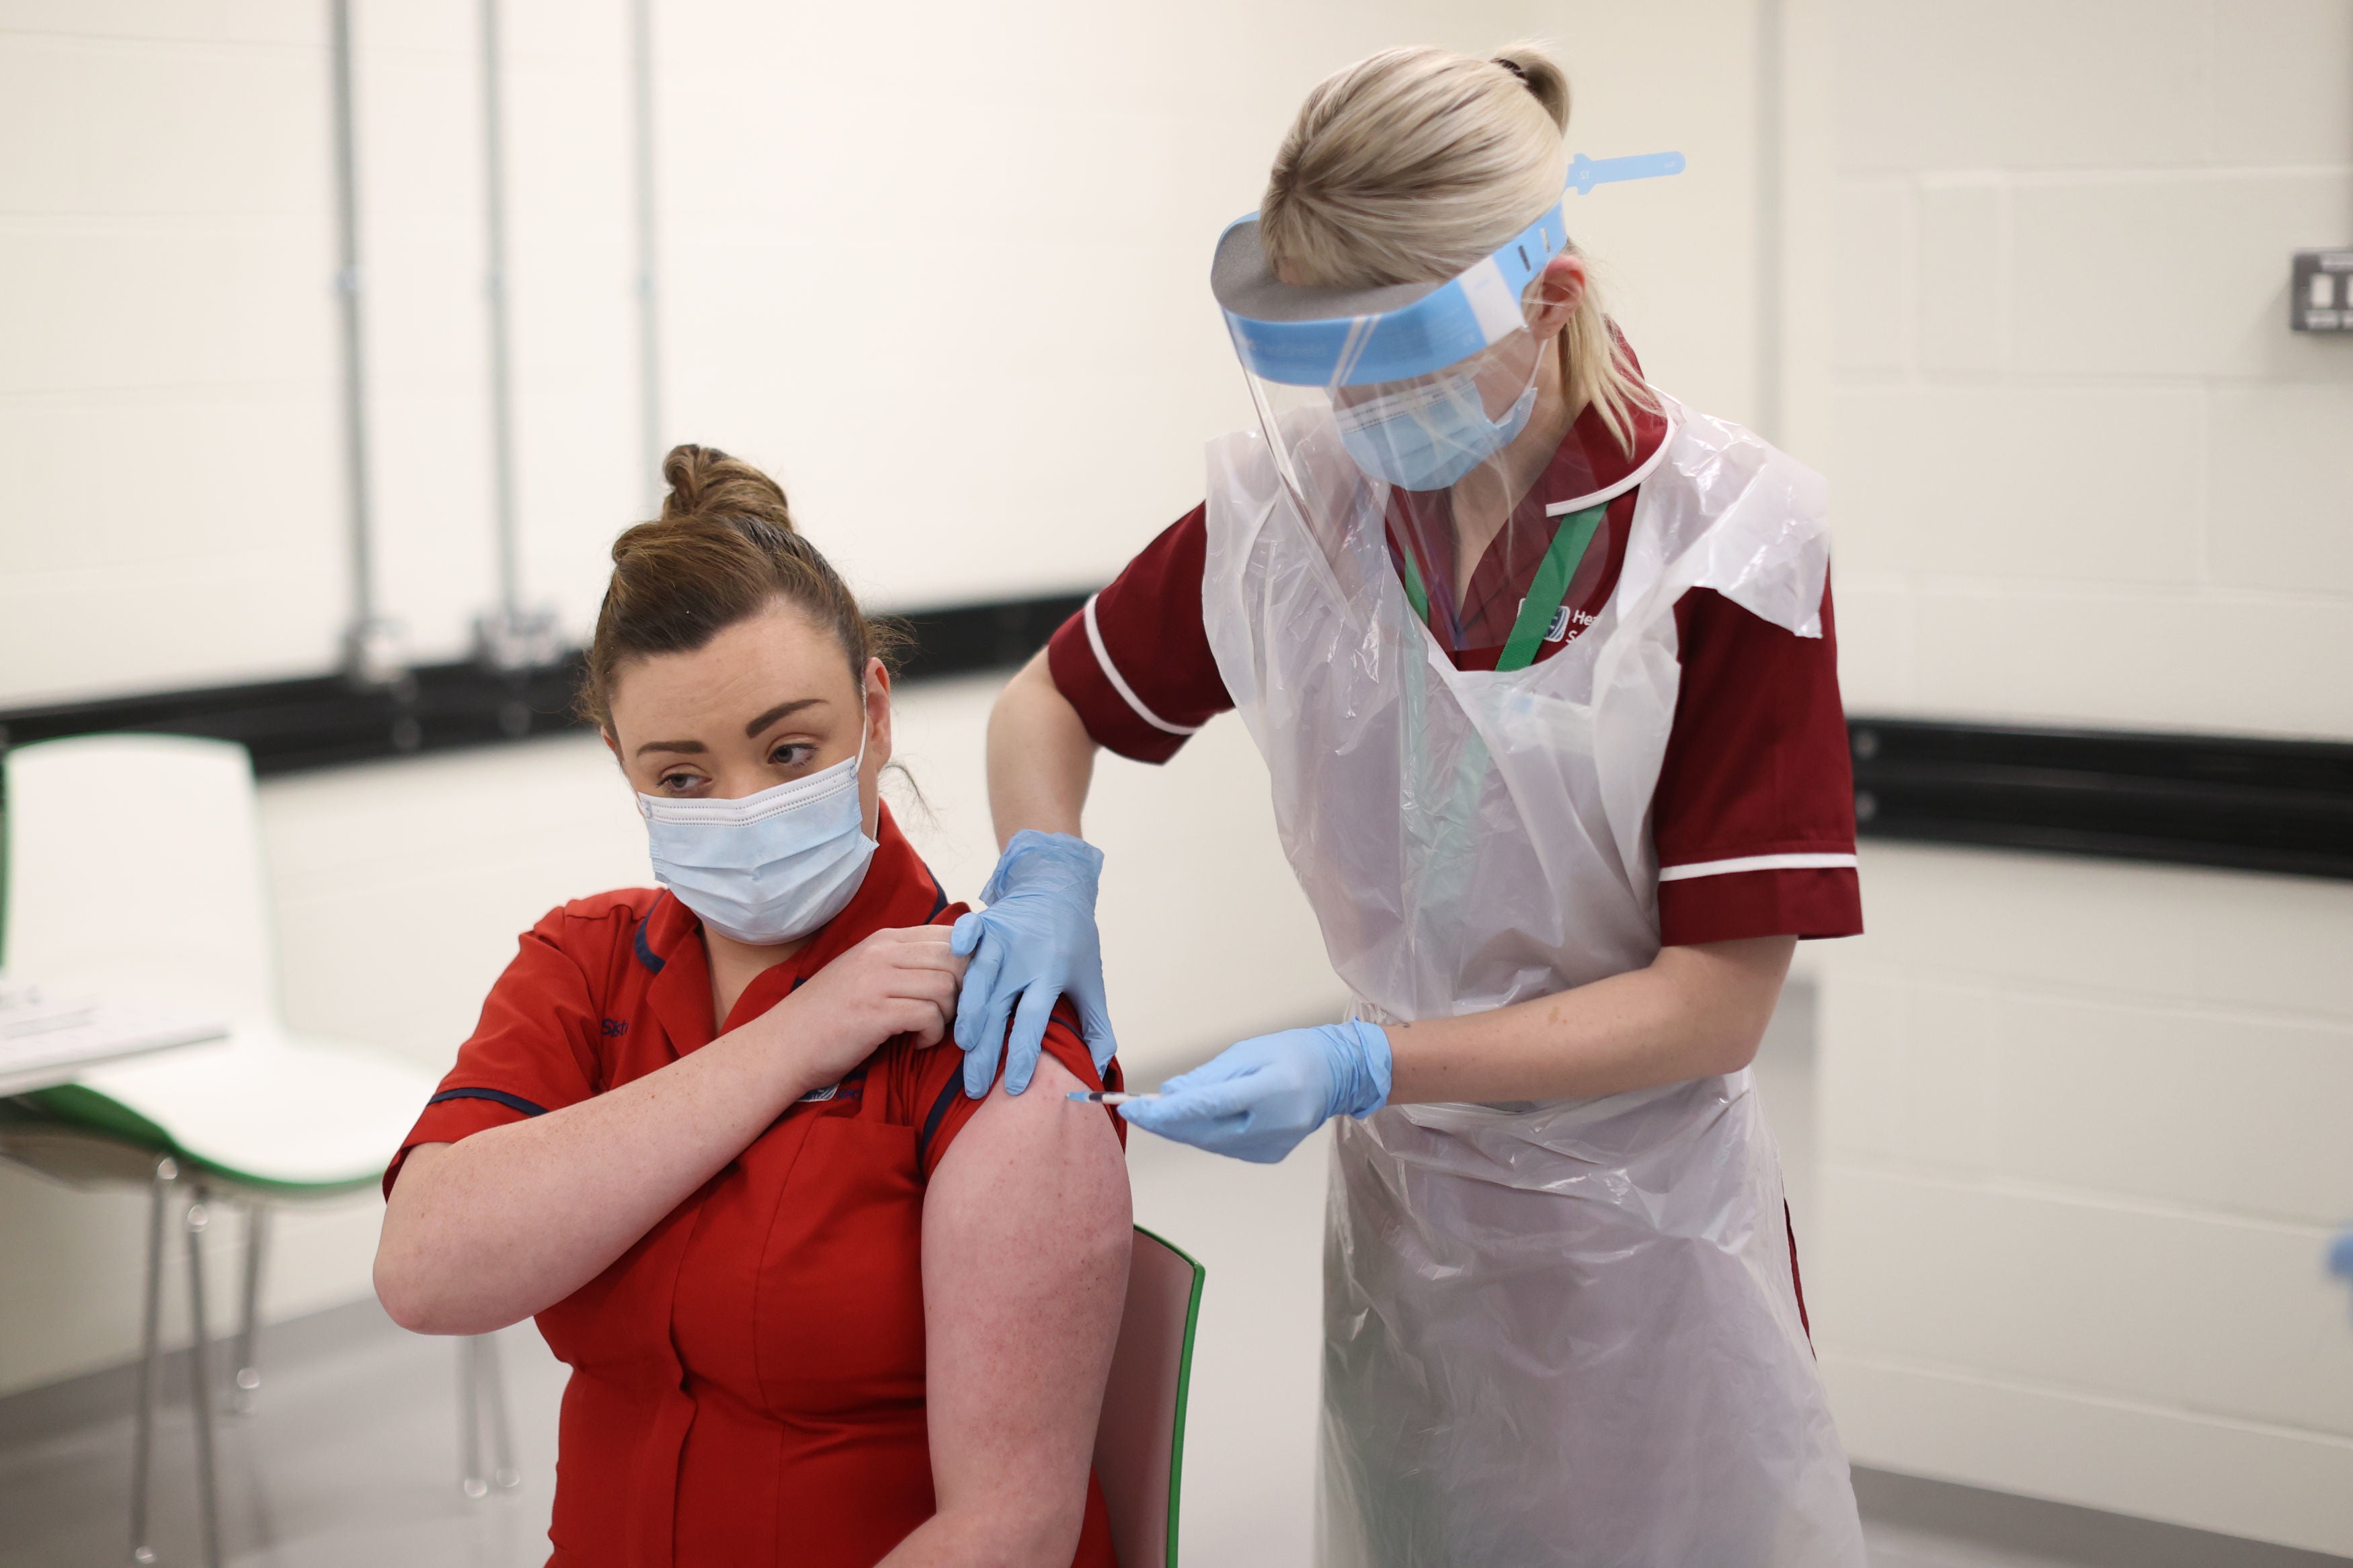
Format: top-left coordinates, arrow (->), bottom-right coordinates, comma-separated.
1201,393 -> 1865,1567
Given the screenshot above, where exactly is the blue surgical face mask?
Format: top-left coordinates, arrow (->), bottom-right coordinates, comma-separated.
638,720 -> 877,946
1334,361 -> 1540,492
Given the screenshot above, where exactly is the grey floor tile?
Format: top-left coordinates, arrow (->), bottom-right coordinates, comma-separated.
0,1318 -> 565,1568
6,1130 -> 2334,1568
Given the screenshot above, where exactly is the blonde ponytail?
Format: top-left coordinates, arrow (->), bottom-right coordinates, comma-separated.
1258,42 -> 1657,453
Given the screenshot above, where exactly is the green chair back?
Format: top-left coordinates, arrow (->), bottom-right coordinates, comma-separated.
1093,1225 -> 1205,1568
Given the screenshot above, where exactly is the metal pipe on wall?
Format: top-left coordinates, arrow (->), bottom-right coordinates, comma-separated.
1752,0 -> 1784,445
630,0 -> 664,511
481,0 -> 520,627
472,0 -> 557,680
329,0 -> 407,692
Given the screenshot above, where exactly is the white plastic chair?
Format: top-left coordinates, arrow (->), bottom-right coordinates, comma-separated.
1093,1226 -> 1206,1568
0,733 -> 510,1567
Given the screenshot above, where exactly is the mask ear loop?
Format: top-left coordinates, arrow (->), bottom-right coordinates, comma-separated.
850,676 -> 879,839
852,673 -> 875,774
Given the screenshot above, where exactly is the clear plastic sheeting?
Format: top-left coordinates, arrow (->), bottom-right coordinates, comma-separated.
1321,1083 -> 1856,1567
1200,394 -> 1864,1566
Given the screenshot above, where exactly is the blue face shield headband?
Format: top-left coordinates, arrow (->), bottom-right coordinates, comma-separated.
1210,151 -> 1685,393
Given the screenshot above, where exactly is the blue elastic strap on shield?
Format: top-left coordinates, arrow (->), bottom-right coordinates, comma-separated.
1567,150 -> 1685,194
1215,151 -> 1684,389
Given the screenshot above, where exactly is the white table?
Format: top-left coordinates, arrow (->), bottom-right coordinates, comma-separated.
0,980 -> 228,1098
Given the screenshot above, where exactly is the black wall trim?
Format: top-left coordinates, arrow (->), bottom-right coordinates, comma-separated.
0,657 -> 590,779
893,592 -> 1091,684
1849,716 -> 2353,881
5,600 -> 2349,883
0,592 -> 1092,780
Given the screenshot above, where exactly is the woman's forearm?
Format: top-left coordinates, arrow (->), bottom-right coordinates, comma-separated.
374,1022 -> 822,1335
986,651 -> 1096,848
1384,936 -> 1796,1105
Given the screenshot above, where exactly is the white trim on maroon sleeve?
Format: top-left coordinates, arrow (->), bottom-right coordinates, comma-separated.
1657,852 -> 1859,882
1082,593 -> 1205,737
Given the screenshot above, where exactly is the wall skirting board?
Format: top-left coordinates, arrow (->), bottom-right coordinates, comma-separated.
3,591 -> 2349,882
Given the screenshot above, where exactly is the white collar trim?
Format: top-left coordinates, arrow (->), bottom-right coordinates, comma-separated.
1542,418 -> 1675,516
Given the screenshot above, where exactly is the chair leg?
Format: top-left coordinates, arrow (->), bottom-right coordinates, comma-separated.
130,1155 -> 176,1567
460,1335 -> 487,1498
232,1203 -> 272,1413
479,1332 -> 520,1490
184,1190 -> 224,1568
457,1331 -> 522,1496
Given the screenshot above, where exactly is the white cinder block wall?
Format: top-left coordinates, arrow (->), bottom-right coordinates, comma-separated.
0,0 -> 1613,1395
0,0 -> 1769,1399
1782,1 -> 2353,1553
26,7 -> 2340,1553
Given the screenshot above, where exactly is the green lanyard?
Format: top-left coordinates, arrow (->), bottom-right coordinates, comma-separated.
1395,504 -> 1606,671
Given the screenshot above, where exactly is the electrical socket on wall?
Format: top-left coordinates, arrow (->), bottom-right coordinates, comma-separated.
2290,250 -> 2353,333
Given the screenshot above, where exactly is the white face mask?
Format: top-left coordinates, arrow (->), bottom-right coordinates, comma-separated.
637,718 -> 877,946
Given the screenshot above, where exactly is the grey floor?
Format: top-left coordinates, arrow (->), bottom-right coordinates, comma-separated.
3,1118 -> 2342,1567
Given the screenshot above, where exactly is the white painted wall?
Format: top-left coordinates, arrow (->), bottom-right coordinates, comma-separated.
0,0 -> 1769,1407
0,0 -> 1782,708
0,0 -> 1564,707
1515,0 -> 1773,433
1809,845 -> 2353,1555
0,0 -> 1777,1404
10,2 -> 2349,1555
1802,0 -> 2353,739
1785,1 -> 2353,1554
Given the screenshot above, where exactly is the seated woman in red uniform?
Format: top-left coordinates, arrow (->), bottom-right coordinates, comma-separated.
373,445 -> 1131,1568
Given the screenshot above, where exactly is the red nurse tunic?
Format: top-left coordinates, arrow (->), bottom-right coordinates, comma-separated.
385,803 -> 1124,1568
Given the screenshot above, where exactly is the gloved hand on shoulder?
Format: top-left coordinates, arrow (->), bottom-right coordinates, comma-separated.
949,830 -> 1117,1098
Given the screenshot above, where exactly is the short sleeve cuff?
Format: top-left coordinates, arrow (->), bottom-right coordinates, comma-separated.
1045,610 -> 1189,765
1658,867 -> 1863,946
382,1089 -> 546,1197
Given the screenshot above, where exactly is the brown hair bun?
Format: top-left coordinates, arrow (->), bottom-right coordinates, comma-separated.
580,444 -> 906,727
658,444 -> 795,531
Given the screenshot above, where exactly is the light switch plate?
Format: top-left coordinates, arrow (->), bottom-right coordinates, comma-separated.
2290,250 -> 2353,332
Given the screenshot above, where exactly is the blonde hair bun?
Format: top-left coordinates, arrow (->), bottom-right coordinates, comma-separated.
1491,45 -> 1569,130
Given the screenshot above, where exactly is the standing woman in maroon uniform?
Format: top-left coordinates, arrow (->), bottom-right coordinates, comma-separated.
950,43 -> 1869,1567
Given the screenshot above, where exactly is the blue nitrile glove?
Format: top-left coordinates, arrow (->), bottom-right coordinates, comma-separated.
950,831 -> 1116,1099
2331,1229 -> 2353,1322
1119,1020 -> 1392,1164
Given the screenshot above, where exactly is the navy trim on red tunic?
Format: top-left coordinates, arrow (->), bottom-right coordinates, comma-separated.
426,1086 -> 550,1118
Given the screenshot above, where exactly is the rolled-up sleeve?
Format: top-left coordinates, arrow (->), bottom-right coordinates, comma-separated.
383,907 -> 603,1196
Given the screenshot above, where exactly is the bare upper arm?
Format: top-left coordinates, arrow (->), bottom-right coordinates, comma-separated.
920,1054 -> 1131,1559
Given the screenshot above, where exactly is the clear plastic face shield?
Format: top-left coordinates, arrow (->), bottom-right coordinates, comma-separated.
1211,152 -> 1683,651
